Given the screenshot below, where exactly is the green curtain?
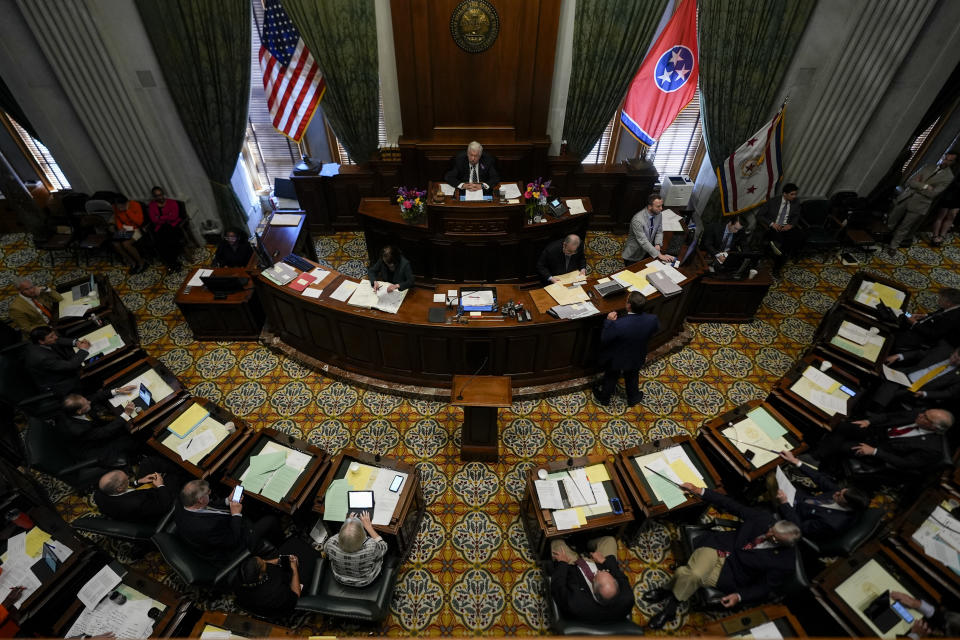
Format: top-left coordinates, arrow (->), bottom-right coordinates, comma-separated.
698,0 -> 815,219
136,0 -> 249,230
284,0 -> 379,164
563,0 -> 668,163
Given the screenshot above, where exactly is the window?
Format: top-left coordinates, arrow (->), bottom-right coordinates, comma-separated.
243,0 -> 301,192
329,85 -> 388,165
0,111 -> 71,191
584,88 -> 704,181
901,117 -> 940,175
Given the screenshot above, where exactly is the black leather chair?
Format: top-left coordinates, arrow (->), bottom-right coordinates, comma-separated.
801,507 -> 885,557
841,435 -> 953,490
295,555 -> 398,623
151,519 -> 249,588
541,565 -> 644,635
23,416 -> 110,490
73,503 -> 175,542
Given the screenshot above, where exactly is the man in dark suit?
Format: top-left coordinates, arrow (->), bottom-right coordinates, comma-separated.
873,343 -> 960,410
758,182 -> 802,275
56,388 -> 139,465
549,535 -> 634,624
175,479 -> 280,564
814,409 -> 954,480
536,234 -> 586,284
644,485 -> 801,629
774,450 -> 870,542
594,291 -> 660,407
701,215 -> 746,258
94,455 -> 183,523
444,141 -> 500,191
24,325 -> 89,395
893,288 -> 960,351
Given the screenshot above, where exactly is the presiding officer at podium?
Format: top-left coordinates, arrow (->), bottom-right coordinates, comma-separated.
368,245 -> 414,293
445,141 -> 500,192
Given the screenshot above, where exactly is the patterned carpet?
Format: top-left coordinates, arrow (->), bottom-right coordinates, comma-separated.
4,227 -> 959,636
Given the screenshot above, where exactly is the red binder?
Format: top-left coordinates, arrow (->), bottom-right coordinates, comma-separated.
287,272 -> 317,292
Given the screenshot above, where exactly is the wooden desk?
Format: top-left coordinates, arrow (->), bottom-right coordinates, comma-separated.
814,539 -> 941,639
101,356 -> 186,434
888,488 -> 960,601
254,251 -> 705,389
840,270 -> 911,329
451,374 -> 511,461
357,191 -> 594,284
768,353 -> 870,435
702,604 -> 807,637
813,307 -> 894,375
188,611 -> 296,638
60,307 -> 144,389
519,454 -> 634,559
54,274 -> 121,330
145,398 -> 251,479
615,436 -> 724,520
686,266 -> 773,323
698,400 -> 807,485
52,562 -> 188,639
220,428 -> 329,517
258,210 -> 306,263
312,448 -> 425,561
175,267 -> 263,340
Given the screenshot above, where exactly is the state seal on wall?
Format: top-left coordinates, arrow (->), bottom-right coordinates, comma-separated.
450,0 -> 499,53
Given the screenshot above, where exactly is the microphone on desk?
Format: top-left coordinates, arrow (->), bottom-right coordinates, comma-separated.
456,357 -> 489,401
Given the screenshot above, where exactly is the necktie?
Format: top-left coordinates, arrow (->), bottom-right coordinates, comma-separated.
35,299 -> 52,320
648,216 -> 655,241
470,164 -> 477,184
888,424 -> 916,437
742,534 -> 767,551
909,365 -> 949,392
722,230 -> 732,252
575,558 -> 595,581
777,201 -> 788,225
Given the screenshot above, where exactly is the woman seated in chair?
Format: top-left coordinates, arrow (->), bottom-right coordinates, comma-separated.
213,227 -> 253,268
235,537 -> 317,618
147,185 -> 184,271
111,194 -> 147,274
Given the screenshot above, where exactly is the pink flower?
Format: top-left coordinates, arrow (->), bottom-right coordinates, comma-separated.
404,201 -> 412,209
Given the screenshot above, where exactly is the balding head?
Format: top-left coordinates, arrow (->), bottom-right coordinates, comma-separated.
98,470 -> 129,495
920,409 -> 954,434
562,234 -> 581,255
180,479 -> 210,508
338,517 -> 367,553
593,570 -> 619,603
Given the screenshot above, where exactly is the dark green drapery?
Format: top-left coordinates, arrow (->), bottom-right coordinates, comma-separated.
284,0 -> 379,164
0,74 -> 40,141
563,0 -> 668,163
698,0 -> 815,219
136,0 -> 249,230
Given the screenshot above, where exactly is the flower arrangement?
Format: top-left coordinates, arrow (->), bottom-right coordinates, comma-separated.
396,186 -> 426,221
524,177 -> 552,222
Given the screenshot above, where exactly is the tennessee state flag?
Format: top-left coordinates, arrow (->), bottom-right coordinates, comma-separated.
620,0 -> 699,146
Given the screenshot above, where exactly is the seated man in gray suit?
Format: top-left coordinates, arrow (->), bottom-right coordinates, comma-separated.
622,194 -> 674,265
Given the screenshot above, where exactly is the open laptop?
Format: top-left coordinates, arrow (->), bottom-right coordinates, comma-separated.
347,490 -> 375,518
71,275 -> 95,300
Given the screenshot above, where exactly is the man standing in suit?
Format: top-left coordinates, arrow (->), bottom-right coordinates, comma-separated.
774,450 -> 870,542
701,215 -> 746,263
444,141 -> 500,192
874,343 -> 960,409
549,535 -> 634,624
644,485 -> 801,629
622,194 -> 674,264
57,388 -> 139,465
758,183 -> 802,275
24,326 -> 90,395
815,409 -> 954,480
536,234 -> 586,284
175,479 -> 281,564
594,292 -> 660,407
94,456 -> 182,523
887,149 -> 957,254
893,288 -> 960,351
8,278 -> 61,334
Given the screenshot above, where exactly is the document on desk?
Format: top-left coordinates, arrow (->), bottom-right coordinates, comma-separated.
330,279 -> 359,301
324,478 -> 350,521
882,365 -> 913,387
461,289 -> 495,307
722,416 -> 790,467
348,280 -> 408,314
544,283 -> 589,306
60,303 -> 91,318
302,287 -> 323,299
534,480 -> 565,510
775,466 -> 797,506
748,621 -> 785,640
639,458 -> 686,509
661,209 -> 684,231
108,368 -> 176,407
801,366 -> 840,391
440,183 -> 455,196
188,268 -> 214,287
855,280 -> 906,309
566,198 -> 587,215
583,482 -> 612,516
808,388 -> 849,415
78,564 -> 123,608
464,188 -> 484,201
371,469 -> 406,525
649,261 -> 687,284
835,558 -> 918,638
552,508 -> 581,531
270,213 -> 303,226
662,445 -> 706,486
76,324 -> 124,357
500,183 -> 522,199
552,270 -> 584,286
837,321 -> 869,345
67,589 -> 156,639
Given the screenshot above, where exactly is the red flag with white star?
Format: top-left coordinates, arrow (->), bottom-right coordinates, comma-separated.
716,107 -> 785,215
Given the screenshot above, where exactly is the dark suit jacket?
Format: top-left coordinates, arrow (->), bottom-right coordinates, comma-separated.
536,238 -> 586,284
701,221 -> 746,256
24,337 -> 87,394
895,306 -> 960,350
776,466 -> 856,542
874,343 -> 960,407
367,256 -> 415,291
696,489 -> 797,603
600,312 -> 660,371
758,197 -> 800,228
174,506 -> 250,563
213,241 -> 253,268
94,484 -> 174,524
863,411 -> 948,472
444,151 -> 500,188
55,388 -> 128,446
550,555 -> 634,623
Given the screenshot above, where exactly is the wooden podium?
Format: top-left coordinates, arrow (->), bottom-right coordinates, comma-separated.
451,375 -> 512,462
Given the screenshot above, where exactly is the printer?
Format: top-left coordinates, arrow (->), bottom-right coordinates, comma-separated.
660,175 -> 694,208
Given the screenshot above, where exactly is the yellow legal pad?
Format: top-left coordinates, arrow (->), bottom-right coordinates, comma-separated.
167,403 -> 210,438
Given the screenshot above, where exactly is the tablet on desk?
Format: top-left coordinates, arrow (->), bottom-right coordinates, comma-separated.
347,490 -> 375,516
137,383 -> 153,408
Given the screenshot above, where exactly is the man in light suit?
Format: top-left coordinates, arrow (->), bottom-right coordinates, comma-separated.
622,194 -> 674,264
444,141 -> 500,191
887,149 -> 957,253
758,183 -> 802,275
873,343 -> 960,410
594,291 -> 660,407
8,278 -> 61,334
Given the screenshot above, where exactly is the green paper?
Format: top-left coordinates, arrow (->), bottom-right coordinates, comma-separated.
645,472 -> 686,508
831,335 -> 865,357
261,465 -> 301,502
242,470 -> 272,493
323,478 -> 350,522
248,451 -> 286,474
747,407 -> 786,441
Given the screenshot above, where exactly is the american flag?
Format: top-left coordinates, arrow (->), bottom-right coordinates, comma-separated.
258,0 -> 325,142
